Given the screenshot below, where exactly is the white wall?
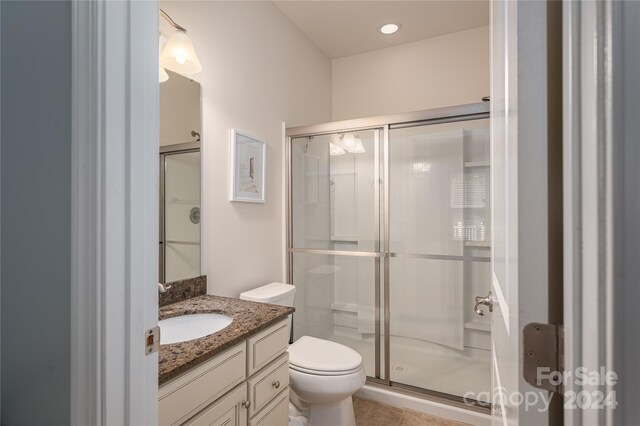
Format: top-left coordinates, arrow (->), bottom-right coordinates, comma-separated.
332,26 -> 489,120
160,1 -> 332,297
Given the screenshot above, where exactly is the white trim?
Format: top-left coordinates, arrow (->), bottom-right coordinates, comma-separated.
564,1 -> 640,424
491,271 -> 509,335
562,2 -> 583,425
281,121 -> 287,282
563,2 -> 609,425
71,1 -> 159,424
491,341 -> 508,426
70,2 -> 101,422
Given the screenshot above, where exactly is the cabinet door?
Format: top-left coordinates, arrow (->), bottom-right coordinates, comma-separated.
247,320 -> 289,376
160,343 -> 247,425
186,383 -> 248,426
249,388 -> 289,426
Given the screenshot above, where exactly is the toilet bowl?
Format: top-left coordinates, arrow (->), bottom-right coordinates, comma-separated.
239,283 -> 366,425
288,336 -> 366,426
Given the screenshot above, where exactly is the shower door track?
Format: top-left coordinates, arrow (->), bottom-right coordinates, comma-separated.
285,102 -> 491,412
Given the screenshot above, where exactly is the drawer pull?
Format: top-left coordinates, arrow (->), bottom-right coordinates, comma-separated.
272,380 -> 281,389
242,400 -> 251,409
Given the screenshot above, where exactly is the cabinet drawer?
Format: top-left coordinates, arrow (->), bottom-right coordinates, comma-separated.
247,320 -> 288,376
159,343 -> 247,426
184,383 -> 248,426
249,388 -> 289,426
247,353 -> 289,417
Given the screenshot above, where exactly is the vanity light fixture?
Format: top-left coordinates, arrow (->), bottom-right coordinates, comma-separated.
379,23 -> 401,35
159,33 -> 169,83
159,66 -> 169,83
160,9 -> 203,75
340,132 -> 358,152
349,134 -> 365,154
333,132 -> 365,154
329,143 -> 346,156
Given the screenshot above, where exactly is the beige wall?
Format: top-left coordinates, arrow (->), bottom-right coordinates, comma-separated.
332,26 -> 489,121
160,1 -> 332,296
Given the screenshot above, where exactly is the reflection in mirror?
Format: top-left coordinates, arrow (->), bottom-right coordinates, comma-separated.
291,130 -> 378,252
159,70 -> 202,283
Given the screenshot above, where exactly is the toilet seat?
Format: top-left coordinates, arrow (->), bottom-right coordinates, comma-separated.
288,336 -> 363,376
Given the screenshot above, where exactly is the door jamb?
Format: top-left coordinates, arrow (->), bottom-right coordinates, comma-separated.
70,1 -> 159,424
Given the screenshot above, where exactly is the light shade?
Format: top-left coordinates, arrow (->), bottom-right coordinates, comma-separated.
349,136 -> 365,154
159,34 -> 170,83
329,143 -> 346,156
340,133 -> 357,152
159,66 -> 169,83
160,30 -> 202,74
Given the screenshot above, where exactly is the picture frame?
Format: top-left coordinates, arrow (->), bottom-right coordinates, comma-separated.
230,129 -> 266,203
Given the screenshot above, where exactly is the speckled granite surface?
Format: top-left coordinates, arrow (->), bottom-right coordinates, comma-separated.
158,294 -> 294,385
159,275 -> 207,307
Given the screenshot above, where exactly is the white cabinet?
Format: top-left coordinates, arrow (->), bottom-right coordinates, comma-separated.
249,390 -> 289,426
247,353 -> 289,417
247,321 -> 289,376
185,384 -> 248,426
159,320 -> 290,426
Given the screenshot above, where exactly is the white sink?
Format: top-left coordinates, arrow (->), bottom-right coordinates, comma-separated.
159,313 -> 233,345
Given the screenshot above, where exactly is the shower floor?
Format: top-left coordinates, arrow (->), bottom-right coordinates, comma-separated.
328,327 -> 491,403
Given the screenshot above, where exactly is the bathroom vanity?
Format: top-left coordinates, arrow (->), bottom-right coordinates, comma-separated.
158,294 -> 294,425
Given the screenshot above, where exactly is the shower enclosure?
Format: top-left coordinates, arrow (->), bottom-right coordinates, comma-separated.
159,144 -> 201,283
286,103 -> 491,408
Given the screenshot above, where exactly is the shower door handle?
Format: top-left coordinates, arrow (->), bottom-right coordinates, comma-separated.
474,291 -> 493,316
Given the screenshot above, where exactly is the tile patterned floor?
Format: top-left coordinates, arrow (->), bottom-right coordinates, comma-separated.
353,397 -> 469,426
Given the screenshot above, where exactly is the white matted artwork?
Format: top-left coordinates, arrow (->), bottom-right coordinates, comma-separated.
230,129 -> 266,203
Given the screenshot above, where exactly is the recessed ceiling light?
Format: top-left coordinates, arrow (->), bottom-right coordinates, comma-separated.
379,23 -> 401,35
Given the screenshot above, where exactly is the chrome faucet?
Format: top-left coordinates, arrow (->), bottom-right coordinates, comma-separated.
158,282 -> 172,293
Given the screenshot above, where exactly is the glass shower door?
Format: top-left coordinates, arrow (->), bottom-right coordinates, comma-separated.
290,129 -> 384,380
388,118 -> 491,401
161,150 -> 201,282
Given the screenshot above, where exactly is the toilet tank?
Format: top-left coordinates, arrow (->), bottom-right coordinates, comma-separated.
240,283 -> 296,339
239,282 -> 296,307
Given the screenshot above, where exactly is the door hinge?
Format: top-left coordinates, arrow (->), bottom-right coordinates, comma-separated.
523,323 -> 564,394
145,326 -> 160,355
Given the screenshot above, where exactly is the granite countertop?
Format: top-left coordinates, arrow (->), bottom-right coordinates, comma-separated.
158,294 -> 294,385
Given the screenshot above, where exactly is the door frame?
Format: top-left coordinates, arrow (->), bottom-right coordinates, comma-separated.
70,0 -> 159,424
563,1 -> 640,424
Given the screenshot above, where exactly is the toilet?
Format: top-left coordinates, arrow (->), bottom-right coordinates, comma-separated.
240,283 -> 366,426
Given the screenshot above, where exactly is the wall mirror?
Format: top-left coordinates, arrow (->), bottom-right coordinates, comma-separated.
159,69 -> 202,283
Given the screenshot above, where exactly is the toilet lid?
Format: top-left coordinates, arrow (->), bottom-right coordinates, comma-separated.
288,336 -> 362,375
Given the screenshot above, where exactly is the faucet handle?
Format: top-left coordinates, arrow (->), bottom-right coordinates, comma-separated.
158,283 -> 172,293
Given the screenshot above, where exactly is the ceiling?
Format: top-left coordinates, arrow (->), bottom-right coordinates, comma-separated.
273,1 -> 489,59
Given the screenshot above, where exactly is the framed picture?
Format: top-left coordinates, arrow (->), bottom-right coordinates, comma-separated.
230,129 -> 266,203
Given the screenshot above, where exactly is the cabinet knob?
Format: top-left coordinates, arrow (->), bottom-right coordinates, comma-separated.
242,400 -> 251,409
272,380 -> 281,389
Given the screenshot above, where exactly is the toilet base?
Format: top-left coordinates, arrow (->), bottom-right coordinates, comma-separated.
308,396 -> 356,426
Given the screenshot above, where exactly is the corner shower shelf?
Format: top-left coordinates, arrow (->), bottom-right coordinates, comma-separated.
465,320 -> 491,332
464,161 -> 490,168
464,240 -> 491,248
330,302 -> 359,313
